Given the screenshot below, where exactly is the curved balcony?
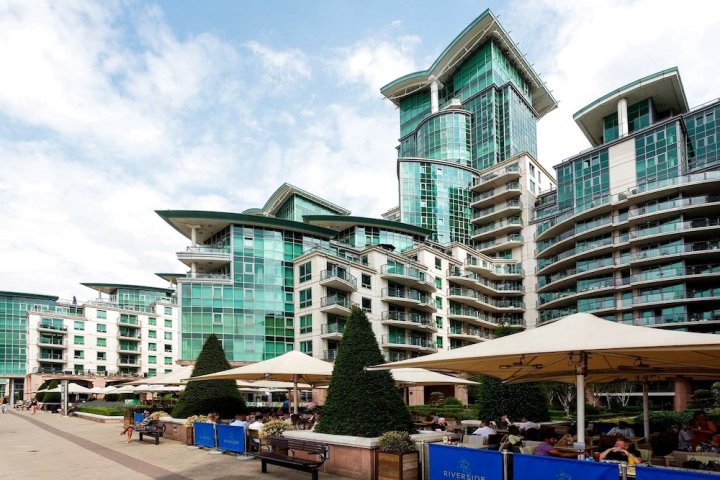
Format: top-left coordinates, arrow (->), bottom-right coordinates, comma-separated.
462,259 -> 523,279
118,316 -> 139,327
447,288 -> 524,313
117,331 -> 141,341
537,259 -> 616,293
381,311 -> 437,332
323,350 -> 337,361
630,240 -> 720,267
536,237 -> 616,276
320,295 -> 357,316
627,194 -> 720,226
380,288 -> 436,312
629,217 -> 720,244
177,245 -> 232,271
320,269 -> 357,292
118,345 -> 141,354
447,268 -> 523,295
380,335 -> 437,352
471,163 -> 521,193
38,353 -> 66,363
536,215 -> 615,258
471,182 -> 521,209
38,323 -> 67,334
380,264 -> 436,292
118,358 -> 140,367
471,217 -> 522,242
538,280 -> 615,310
447,327 -> 491,343
475,234 -> 523,255
472,200 -> 522,225
183,271 -> 232,283
320,323 -> 345,339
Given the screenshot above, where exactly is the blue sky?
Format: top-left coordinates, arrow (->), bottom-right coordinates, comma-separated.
1,0 -> 719,300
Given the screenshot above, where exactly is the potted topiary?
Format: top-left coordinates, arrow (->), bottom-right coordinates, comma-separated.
377,431 -> 419,480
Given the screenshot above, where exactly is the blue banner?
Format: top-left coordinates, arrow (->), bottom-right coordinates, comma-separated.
513,454 -> 618,480
134,412 -> 144,423
193,422 -> 216,448
429,443 -> 503,480
636,465 -> 720,480
217,424 -> 245,454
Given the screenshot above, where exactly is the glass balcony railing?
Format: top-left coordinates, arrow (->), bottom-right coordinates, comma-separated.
38,336 -> 66,346
473,217 -> 522,236
320,269 -> 357,288
381,264 -> 432,284
185,272 -> 232,281
320,295 -> 356,309
381,311 -> 434,328
320,323 -> 345,335
381,335 -> 436,349
462,258 -> 523,276
472,182 -> 521,204
183,245 -> 231,254
38,323 -> 67,331
446,270 -> 523,292
380,288 -> 432,305
323,350 -> 337,361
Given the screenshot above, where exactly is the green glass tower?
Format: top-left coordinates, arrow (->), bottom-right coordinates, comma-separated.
381,9 -> 557,245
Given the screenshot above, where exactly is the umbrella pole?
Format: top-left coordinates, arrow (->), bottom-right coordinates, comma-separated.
575,353 -> 587,446
642,380 -> 650,442
293,375 -> 299,415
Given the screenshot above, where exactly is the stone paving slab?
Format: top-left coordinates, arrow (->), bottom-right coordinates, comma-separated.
0,409 -> 352,480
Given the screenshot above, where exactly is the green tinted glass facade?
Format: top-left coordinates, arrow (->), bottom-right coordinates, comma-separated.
0,293 -> 57,376
180,225 -> 327,362
336,226 -> 420,252
685,104 -> 720,172
635,122 -> 680,186
416,112 -> 472,165
399,162 -> 473,244
275,195 -> 342,223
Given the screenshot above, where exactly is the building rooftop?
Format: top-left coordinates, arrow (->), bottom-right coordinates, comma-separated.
81,283 -> 174,296
0,290 -> 58,301
261,183 -> 350,217
573,67 -> 689,147
380,9 -> 558,118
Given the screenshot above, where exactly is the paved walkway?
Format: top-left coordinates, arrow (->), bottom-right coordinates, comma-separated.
0,409 -> 350,480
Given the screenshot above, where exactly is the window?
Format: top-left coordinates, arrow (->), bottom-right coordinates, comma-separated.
96,324 -> 106,333
529,180 -> 536,194
436,316 -> 443,328
97,366 -> 106,373
435,297 -> 443,309
164,369 -> 172,374
361,274 -> 371,289
148,368 -> 157,376
436,337 -> 444,348
97,338 -> 106,347
148,317 -> 157,326
299,288 -> 312,308
74,350 -> 84,359
96,310 -> 107,319
164,344 -> 172,353
300,340 -> 312,356
299,314 -> 312,334
148,343 -> 157,351
164,332 -> 172,340
164,357 -> 172,365
435,277 -> 442,289
164,319 -> 172,328
74,321 -> 84,331
299,262 -> 311,283
97,352 -> 106,361
213,286 -> 223,298
148,330 -> 157,339
74,365 -> 84,374
164,306 -> 172,315
212,313 -> 222,325
529,163 -> 536,178
362,297 -> 372,313
148,355 -> 157,364
434,257 -> 442,269
74,335 -> 84,345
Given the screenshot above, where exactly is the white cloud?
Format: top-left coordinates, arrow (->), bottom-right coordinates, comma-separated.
506,0 -> 720,173
245,40 -> 311,86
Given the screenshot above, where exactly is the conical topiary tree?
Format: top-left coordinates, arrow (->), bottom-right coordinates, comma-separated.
43,380 -> 60,403
35,381 -> 51,402
316,307 -> 415,437
172,333 -> 245,419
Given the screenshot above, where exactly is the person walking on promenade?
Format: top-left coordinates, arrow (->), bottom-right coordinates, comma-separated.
30,398 -> 38,415
1,397 -> 7,414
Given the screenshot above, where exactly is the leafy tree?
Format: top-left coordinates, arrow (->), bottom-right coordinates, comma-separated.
316,307 -> 415,437
172,333 -> 245,418
35,381 -> 51,402
476,326 -> 549,421
689,389 -> 715,409
43,380 -> 60,403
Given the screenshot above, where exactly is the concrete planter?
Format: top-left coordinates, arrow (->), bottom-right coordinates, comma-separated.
377,451 -> 419,480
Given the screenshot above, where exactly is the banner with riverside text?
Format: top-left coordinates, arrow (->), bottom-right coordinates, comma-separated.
429,443 -> 503,480
193,422 -> 216,448
217,424 -> 245,453
513,454 -> 618,480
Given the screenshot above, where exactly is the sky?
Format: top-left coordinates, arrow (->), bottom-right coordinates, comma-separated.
2,0 -> 720,300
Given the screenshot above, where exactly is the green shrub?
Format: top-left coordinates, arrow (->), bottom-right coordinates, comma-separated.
429,392 -> 445,406
77,406 -> 126,416
44,380 -> 60,403
690,389 -> 715,409
378,431 -> 417,453
259,419 -> 293,439
409,405 -> 477,421
172,333 -> 246,419
444,397 -> 463,407
317,307 -> 415,437
633,410 -> 695,431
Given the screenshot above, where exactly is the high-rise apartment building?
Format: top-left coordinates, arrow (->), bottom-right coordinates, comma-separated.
0,284 -> 179,400
533,68 -> 720,336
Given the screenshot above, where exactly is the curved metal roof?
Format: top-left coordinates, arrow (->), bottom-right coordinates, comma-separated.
81,283 -> 174,295
262,183 -> 350,217
380,9 -> 557,118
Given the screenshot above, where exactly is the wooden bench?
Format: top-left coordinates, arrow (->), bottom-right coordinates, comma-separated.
250,436 -> 328,480
134,421 -> 167,445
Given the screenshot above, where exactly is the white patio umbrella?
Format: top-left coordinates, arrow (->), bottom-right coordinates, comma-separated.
101,385 -> 119,394
123,365 -> 194,386
190,350 -> 334,414
45,382 -> 92,394
390,368 -> 479,387
89,386 -> 104,394
375,313 -> 720,445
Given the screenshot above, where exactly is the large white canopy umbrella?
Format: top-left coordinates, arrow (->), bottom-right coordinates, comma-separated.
123,365 -> 194,386
190,350 -> 334,414
391,368 -> 479,387
89,386 -> 104,394
45,382 -> 93,394
375,313 -> 720,445
101,385 -> 119,394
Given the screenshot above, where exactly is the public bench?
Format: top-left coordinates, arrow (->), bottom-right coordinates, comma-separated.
134,420 -> 167,445
250,435 -> 328,480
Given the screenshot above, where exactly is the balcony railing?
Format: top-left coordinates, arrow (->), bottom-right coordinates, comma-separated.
381,335 -> 436,349
320,295 -> 357,309
380,288 -> 432,305
381,311 -> 434,328
38,323 -> 67,331
320,268 -> 358,288
321,323 -> 345,335
183,245 -> 231,254
38,336 -> 67,346
381,264 -> 433,284
184,272 -> 232,281
323,350 -> 337,361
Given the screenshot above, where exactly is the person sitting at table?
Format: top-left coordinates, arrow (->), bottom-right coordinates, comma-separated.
472,419 -> 496,440
499,425 -> 524,452
599,438 -> 642,464
248,413 -> 265,431
691,411 -> 718,449
432,417 -> 447,431
229,414 -> 248,428
607,420 -> 635,438
534,432 -> 584,458
502,414 -> 540,432
556,425 -> 578,448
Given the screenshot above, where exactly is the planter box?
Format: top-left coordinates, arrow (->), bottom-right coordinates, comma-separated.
377,451 -> 419,480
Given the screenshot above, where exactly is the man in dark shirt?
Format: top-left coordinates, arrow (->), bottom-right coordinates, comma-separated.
599,438 -> 642,463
